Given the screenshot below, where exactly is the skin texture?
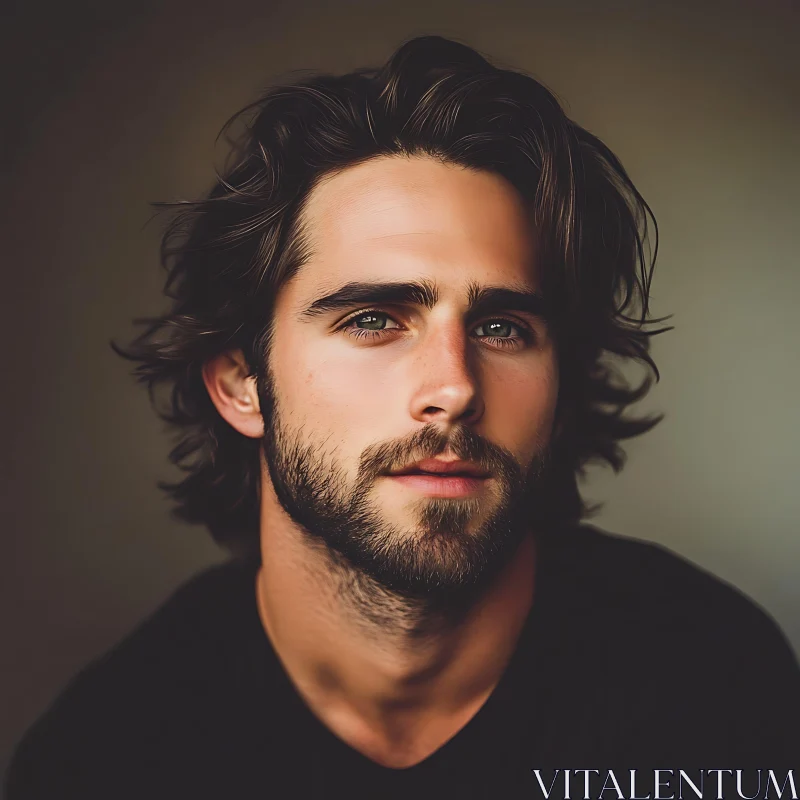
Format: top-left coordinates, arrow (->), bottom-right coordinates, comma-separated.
203,154 -> 560,769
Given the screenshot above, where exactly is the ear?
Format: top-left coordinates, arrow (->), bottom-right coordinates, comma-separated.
202,350 -> 264,439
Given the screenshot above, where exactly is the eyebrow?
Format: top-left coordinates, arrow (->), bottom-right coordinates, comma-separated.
298,279 -> 551,323
299,280 -> 439,318
464,281 -> 551,324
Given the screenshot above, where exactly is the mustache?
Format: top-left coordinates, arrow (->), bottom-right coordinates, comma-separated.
356,423 -> 525,484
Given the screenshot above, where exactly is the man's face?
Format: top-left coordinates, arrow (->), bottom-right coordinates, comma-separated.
260,155 -> 559,602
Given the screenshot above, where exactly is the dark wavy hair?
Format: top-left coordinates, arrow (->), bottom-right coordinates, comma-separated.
114,35 -> 672,557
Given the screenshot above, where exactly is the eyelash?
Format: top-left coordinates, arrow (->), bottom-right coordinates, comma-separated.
339,309 -> 535,350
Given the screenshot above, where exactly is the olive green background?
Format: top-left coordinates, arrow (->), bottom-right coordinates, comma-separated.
2,0 -> 798,781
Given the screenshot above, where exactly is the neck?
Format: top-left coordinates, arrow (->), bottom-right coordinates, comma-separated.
254,478 -> 538,763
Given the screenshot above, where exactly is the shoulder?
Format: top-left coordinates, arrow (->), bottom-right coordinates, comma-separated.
4,557 -> 261,798
541,524 -> 800,759
55,555 -> 260,685
545,523 -> 795,649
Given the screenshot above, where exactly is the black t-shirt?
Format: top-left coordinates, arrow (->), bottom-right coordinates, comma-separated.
6,524 -> 800,799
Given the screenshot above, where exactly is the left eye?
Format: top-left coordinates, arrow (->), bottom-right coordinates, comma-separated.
473,320 -> 521,338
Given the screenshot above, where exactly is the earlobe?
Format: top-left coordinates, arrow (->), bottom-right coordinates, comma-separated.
202,351 -> 264,439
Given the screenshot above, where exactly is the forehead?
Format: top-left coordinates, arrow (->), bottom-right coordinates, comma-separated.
295,155 -> 539,296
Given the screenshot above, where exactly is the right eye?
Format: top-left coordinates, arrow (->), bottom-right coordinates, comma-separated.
340,310 -> 404,340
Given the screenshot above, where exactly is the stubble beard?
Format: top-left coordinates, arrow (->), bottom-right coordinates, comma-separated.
258,371 -> 550,618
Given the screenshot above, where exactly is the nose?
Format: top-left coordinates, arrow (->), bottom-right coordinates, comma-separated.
408,323 -> 485,426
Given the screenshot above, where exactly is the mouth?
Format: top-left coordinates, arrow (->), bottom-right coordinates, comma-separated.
384,459 -> 491,498
387,458 -> 490,479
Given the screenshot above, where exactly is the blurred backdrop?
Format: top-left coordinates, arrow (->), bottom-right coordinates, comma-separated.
2,0 -> 798,781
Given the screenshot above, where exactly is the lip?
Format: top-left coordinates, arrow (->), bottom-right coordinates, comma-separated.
388,458 -> 490,478
384,458 -> 491,498
386,473 -> 489,498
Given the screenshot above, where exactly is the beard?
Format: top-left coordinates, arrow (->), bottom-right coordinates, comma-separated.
258,370 -> 550,609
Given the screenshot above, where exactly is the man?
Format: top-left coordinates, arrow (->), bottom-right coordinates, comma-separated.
6,35 -> 799,800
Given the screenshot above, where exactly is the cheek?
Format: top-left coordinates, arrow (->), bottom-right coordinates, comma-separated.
484,362 -> 559,459
271,331 -> 402,447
